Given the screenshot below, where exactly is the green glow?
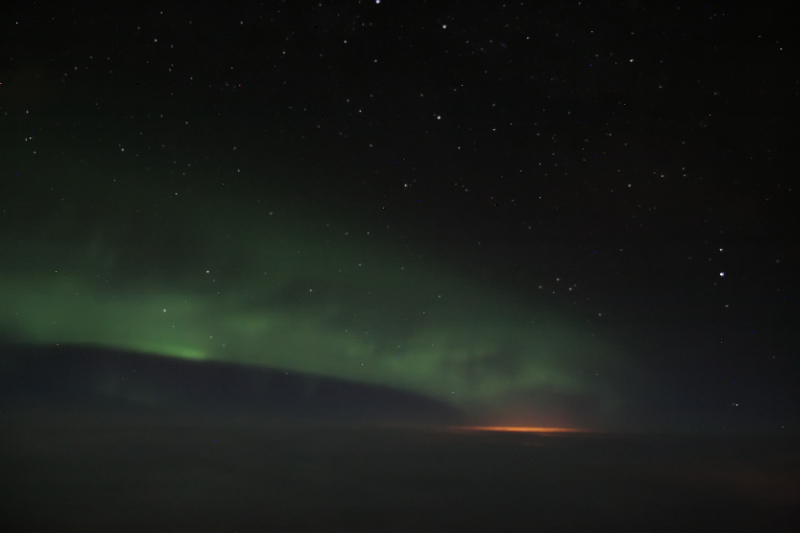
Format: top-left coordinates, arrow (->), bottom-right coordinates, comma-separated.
0,193 -> 626,419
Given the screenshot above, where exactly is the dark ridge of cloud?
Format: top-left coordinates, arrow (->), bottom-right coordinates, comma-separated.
0,343 -> 465,426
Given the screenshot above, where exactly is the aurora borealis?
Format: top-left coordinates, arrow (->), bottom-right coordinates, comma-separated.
0,175 -> 625,426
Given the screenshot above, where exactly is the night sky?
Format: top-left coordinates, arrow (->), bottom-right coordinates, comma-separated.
2,0 -> 798,432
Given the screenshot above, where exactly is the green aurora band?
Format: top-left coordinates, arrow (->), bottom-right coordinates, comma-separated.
1,177 -> 629,425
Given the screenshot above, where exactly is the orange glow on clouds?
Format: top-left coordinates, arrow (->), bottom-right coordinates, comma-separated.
447,426 -> 589,433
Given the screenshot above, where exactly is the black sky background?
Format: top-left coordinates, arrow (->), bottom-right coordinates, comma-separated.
2,0 -> 799,431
